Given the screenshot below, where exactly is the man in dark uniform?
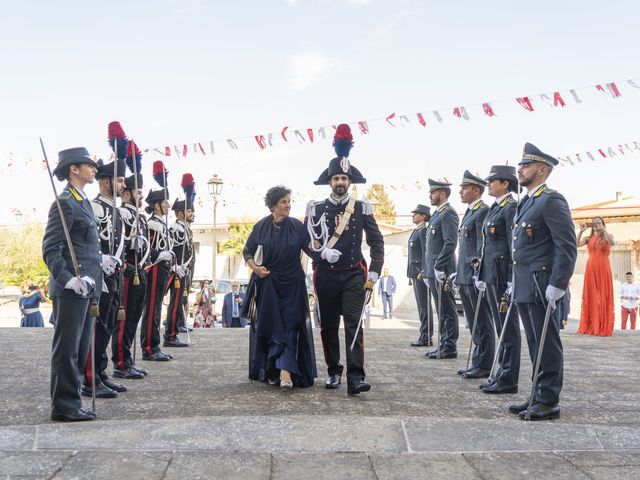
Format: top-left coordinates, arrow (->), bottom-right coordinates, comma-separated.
476,165 -> 520,394
407,204 -> 433,347
508,143 -> 577,420
305,127 -> 384,395
179,193 -> 196,334
424,179 -> 459,359
43,147 -> 102,421
456,171 -> 494,378
141,190 -> 174,361
163,199 -> 194,347
83,159 -> 128,399
112,173 -> 149,379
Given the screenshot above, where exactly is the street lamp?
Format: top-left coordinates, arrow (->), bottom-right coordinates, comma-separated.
13,210 -> 23,224
207,174 -> 224,286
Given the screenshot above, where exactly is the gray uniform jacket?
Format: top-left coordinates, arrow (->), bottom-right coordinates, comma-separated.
42,183 -> 103,298
512,184 -> 577,304
407,223 -> 427,279
479,195 -> 517,285
456,201 -> 489,285
423,202 -> 459,278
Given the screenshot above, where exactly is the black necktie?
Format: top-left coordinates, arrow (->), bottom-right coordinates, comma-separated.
491,202 -> 498,210
519,194 -> 529,206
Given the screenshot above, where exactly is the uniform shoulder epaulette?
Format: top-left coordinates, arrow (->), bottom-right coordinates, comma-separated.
63,187 -> 83,202
357,198 -> 374,215
59,192 -> 72,201
170,222 -> 184,233
542,188 -> 556,195
119,206 -> 134,223
91,200 -> 105,219
305,199 -> 323,218
472,200 -> 485,211
147,217 -> 164,232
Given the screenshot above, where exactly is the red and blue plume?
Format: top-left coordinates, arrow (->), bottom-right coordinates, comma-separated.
181,173 -> 196,203
108,121 -> 129,161
333,123 -> 353,158
152,160 -> 168,187
126,140 -> 143,175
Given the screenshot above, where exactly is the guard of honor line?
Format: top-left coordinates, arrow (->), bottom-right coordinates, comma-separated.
42,123 -> 576,423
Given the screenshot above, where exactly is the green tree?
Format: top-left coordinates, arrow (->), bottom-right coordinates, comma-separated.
0,225 -> 50,287
221,216 -> 259,256
365,184 -> 397,224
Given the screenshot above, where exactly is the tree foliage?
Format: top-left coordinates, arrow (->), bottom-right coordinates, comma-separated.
365,184 -> 397,224
221,217 -> 259,256
0,225 -> 50,287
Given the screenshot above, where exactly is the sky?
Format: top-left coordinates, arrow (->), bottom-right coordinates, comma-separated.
1,0 -> 639,226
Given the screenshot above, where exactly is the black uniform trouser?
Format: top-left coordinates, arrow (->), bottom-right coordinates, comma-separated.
459,284 -> 495,370
141,263 -> 171,355
164,273 -> 187,341
486,283 -> 521,385
315,266 -> 366,385
51,296 -> 94,415
112,269 -> 147,370
427,277 -> 458,352
85,273 -> 119,386
516,302 -> 563,405
412,278 -> 433,342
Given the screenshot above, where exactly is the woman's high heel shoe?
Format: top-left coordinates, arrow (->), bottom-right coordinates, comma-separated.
280,371 -> 293,390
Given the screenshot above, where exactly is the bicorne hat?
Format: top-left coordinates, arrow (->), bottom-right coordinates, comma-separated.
314,124 -> 367,185
95,159 -> 126,180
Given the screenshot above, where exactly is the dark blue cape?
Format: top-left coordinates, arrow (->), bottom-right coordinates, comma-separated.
243,215 -> 316,387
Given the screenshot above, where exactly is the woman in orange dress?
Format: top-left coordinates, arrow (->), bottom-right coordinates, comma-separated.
577,216 -> 615,336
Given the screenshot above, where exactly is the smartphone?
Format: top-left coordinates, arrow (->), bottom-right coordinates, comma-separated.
28,285 -> 38,291
585,222 -> 595,228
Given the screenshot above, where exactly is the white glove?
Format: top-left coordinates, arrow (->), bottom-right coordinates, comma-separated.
423,278 -> 429,286
101,255 -> 121,275
545,285 -> 565,310
321,248 -> 342,264
172,265 -> 187,278
368,272 -> 379,283
157,251 -> 173,263
130,235 -> 147,251
64,276 -> 93,296
474,277 -> 486,292
434,269 -> 446,282
506,282 -> 513,295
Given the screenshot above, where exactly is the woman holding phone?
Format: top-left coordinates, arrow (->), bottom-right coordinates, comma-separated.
577,216 -> 615,336
19,281 -> 46,327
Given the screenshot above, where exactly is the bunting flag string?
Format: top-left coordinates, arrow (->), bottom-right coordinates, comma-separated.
107,75 -> 640,156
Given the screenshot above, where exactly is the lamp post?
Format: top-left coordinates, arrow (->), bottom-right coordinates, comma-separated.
207,174 -> 224,286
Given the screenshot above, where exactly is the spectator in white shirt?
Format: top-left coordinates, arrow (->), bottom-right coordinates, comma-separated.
620,272 -> 639,330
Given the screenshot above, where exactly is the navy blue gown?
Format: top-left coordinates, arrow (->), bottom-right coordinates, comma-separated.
20,293 -> 45,327
243,215 -> 316,388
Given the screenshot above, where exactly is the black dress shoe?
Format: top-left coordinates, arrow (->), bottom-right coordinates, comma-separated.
479,379 -> 497,389
160,351 -> 174,359
482,381 -> 518,394
80,408 -> 97,418
142,352 -> 170,362
427,350 -> 457,359
457,367 -> 471,376
51,409 -> 95,422
82,383 -> 118,398
164,338 -> 189,347
178,326 -> 188,333
463,368 -> 490,379
325,375 -> 341,389
519,402 -> 560,421
348,380 -> 371,395
113,368 -> 145,380
508,401 -> 532,414
102,378 -> 127,392
130,366 -> 148,376
410,339 -> 432,347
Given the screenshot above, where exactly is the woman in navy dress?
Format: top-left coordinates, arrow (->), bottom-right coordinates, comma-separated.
19,283 -> 45,327
243,186 -> 316,389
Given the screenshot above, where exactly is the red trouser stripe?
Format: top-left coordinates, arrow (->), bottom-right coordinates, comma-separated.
170,283 -> 180,338
145,266 -> 158,355
84,322 -> 96,384
116,276 -> 130,370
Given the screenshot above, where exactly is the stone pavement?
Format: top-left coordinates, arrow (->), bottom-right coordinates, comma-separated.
0,324 -> 639,479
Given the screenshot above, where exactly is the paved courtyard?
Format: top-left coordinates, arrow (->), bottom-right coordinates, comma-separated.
0,322 -> 639,479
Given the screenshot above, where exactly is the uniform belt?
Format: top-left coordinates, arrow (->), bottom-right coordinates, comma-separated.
23,308 -> 40,314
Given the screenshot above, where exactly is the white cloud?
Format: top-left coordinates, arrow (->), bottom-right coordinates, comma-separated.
286,51 -> 340,93
347,0 -> 371,4
283,0 -> 298,5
